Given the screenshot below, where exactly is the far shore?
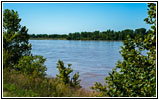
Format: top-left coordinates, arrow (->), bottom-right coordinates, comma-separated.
29,38 -> 67,40
29,38 -> 123,41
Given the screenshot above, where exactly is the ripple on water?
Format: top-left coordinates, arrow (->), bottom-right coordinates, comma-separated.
30,40 -> 123,89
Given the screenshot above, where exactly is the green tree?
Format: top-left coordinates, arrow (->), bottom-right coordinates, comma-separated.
3,9 -> 31,68
91,3 -> 156,97
56,60 -> 81,88
134,28 -> 147,38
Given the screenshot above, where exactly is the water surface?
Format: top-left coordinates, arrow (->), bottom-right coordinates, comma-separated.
30,40 -> 123,88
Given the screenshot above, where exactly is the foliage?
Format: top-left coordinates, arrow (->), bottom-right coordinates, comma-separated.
29,28 -> 147,40
3,83 -> 38,97
56,60 -> 81,88
3,9 -> 21,32
14,55 -> 47,77
3,9 -> 47,77
67,28 -> 147,40
3,9 -> 31,68
71,72 -> 81,88
3,69 -> 94,97
91,3 -> 156,97
29,34 -> 68,40
3,49 -> 12,68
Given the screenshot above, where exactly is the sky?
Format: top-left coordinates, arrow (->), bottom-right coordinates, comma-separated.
3,3 -> 150,34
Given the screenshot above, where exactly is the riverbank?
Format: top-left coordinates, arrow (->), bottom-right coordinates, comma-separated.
3,69 -> 97,97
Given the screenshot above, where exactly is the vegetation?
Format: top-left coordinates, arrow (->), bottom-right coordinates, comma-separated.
14,55 -> 47,77
29,28 -> 147,40
67,28 -> 146,40
3,3 -> 156,97
56,60 -> 81,88
91,3 -> 156,97
3,9 -> 94,97
3,9 -> 31,68
3,69 -> 94,97
29,34 -> 67,40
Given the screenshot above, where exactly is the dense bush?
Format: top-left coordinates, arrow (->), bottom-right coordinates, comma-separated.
91,3 -> 156,97
14,55 -> 47,77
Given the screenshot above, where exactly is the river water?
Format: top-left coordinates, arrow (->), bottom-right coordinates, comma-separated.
30,40 -> 123,89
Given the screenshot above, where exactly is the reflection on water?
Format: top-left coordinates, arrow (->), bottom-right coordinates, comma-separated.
30,40 -> 123,88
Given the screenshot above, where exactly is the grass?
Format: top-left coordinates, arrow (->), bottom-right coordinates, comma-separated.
3,69 -> 97,97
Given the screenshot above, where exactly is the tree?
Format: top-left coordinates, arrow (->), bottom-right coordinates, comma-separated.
56,60 -> 81,88
91,3 -> 156,97
3,9 -> 31,68
134,28 -> 147,38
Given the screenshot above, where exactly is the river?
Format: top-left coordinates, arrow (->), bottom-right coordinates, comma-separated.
30,40 -> 123,89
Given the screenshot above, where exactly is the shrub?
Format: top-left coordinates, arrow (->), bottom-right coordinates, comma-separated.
56,60 -> 81,88
14,55 -> 47,77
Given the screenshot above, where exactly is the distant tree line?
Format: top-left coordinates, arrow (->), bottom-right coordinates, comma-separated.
29,28 -> 147,40
29,34 -> 67,39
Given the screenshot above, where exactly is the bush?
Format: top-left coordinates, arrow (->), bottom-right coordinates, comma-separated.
14,55 -> 47,77
56,60 -> 81,88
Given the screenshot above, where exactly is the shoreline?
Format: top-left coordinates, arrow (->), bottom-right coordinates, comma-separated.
29,38 -> 123,41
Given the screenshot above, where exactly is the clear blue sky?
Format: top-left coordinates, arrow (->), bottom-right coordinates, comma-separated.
3,3 -> 150,34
